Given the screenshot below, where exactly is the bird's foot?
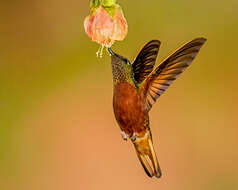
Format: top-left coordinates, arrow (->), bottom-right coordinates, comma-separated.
121,131 -> 128,141
131,132 -> 137,142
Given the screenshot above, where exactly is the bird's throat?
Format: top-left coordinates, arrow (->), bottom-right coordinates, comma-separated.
111,61 -> 135,86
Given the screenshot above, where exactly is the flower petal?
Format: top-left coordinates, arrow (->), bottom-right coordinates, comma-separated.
84,4 -> 128,48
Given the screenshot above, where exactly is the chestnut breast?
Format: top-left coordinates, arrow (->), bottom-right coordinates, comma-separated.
113,82 -> 148,136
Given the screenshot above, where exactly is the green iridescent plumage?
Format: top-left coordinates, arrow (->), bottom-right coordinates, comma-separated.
110,51 -> 136,87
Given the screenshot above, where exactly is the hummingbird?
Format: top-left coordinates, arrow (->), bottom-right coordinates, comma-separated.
108,38 -> 206,178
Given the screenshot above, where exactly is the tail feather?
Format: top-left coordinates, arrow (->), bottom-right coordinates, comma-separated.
137,153 -> 154,177
133,131 -> 162,178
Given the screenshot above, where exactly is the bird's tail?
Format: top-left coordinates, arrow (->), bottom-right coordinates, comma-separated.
133,131 -> 162,178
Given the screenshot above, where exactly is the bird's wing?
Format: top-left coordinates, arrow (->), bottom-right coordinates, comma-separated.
140,38 -> 207,112
132,40 -> 161,84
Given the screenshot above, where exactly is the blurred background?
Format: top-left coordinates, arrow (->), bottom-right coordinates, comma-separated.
1,0 -> 238,189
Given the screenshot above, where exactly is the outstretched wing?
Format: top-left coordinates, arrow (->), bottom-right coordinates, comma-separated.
140,38 -> 207,112
132,40 -> 161,84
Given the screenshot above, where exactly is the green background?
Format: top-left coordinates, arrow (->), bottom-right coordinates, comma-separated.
0,0 -> 238,189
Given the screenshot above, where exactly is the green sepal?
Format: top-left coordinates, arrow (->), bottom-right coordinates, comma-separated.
104,4 -> 123,18
90,0 -> 100,8
103,5 -> 116,18
101,0 -> 116,7
90,0 -> 116,8
89,1 -> 123,19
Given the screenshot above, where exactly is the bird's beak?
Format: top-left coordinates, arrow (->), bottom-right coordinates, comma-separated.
108,48 -> 117,57
108,48 -> 129,64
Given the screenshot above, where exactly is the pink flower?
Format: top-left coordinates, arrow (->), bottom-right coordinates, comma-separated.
84,4 -> 128,48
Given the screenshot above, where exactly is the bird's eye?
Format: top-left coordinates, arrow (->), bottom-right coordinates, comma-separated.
123,59 -> 130,65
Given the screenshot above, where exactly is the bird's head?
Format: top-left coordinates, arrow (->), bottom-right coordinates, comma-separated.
108,48 -> 134,84
108,48 -> 131,67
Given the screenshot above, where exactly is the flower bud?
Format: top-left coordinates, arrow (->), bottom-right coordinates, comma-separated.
84,2 -> 128,48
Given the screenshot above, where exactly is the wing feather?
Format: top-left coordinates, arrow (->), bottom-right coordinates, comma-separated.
132,40 -> 161,84
140,38 -> 207,112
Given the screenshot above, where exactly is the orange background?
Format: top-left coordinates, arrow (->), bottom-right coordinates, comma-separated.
1,0 -> 238,189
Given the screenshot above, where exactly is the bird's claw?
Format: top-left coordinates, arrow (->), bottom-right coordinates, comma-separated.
121,131 -> 127,141
131,132 -> 137,142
